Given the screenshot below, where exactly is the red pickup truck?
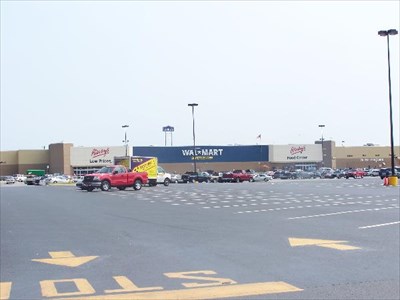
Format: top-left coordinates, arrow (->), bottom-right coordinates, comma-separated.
221,170 -> 255,183
82,165 -> 148,192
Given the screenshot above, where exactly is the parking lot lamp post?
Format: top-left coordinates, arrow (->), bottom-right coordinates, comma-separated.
122,125 -> 129,156
378,29 -> 398,183
319,124 -> 325,167
188,103 -> 198,173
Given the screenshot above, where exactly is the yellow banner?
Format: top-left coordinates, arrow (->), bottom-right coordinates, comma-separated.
133,157 -> 157,179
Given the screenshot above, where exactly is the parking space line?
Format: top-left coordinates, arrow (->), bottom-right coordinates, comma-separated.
288,207 -> 399,220
359,221 -> 400,229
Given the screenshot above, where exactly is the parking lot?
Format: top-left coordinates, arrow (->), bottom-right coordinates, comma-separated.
1,178 -> 399,299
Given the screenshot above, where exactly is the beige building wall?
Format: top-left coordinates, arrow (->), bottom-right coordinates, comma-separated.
18,150 -> 50,174
49,143 -> 73,175
333,145 -> 400,169
0,143 -> 74,176
0,151 -> 18,176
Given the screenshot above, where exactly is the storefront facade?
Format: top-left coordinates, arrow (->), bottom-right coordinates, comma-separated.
70,146 -> 126,175
268,144 -> 322,170
132,145 -> 269,173
1,142 -> 399,176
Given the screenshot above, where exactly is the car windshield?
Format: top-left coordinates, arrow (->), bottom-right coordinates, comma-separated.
97,167 -> 114,174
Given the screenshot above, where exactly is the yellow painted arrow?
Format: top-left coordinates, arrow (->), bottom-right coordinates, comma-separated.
288,238 -> 360,251
32,251 -> 98,267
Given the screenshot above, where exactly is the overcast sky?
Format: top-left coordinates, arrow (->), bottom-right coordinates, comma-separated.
1,1 -> 399,151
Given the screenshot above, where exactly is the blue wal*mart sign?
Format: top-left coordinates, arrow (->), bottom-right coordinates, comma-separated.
132,146 -> 269,163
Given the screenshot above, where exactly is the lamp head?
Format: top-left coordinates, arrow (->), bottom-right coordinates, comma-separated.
378,29 -> 398,36
378,30 -> 388,36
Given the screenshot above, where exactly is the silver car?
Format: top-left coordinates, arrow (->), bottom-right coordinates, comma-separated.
252,173 -> 272,182
5,176 -> 15,184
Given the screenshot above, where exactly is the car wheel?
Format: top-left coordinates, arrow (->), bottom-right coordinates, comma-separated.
164,178 -> 170,186
87,187 -> 94,192
133,179 -> 142,190
101,180 -> 111,191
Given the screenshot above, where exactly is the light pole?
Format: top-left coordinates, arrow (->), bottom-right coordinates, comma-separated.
188,103 -> 198,173
319,124 -> 325,167
162,126 -> 175,146
378,29 -> 398,183
122,125 -> 129,156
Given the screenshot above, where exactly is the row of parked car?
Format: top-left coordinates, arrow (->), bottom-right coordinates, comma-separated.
272,167 -> 400,180
168,166 -> 400,184
5,173 -> 77,185
169,170 -> 273,183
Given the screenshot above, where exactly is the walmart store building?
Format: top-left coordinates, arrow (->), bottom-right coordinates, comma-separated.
0,142 -> 398,176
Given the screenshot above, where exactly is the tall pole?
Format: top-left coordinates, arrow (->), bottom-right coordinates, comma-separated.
378,29 -> 398,178
122,125 -> 129,156
162,126 -> 175,147
319,124 -> 325,167
188,103 -> 198,173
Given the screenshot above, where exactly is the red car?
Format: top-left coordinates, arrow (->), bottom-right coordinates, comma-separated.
345,169 -> 365,179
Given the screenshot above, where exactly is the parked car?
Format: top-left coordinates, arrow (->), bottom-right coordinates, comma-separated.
297,171 -> 317,179
37,176 -> 51,185
321,171 -> 336,179
170,173 -> 182,183
1,176 -> 16,184
210,172 -> 222,183
379,167 -> 400,179
367,169 -> 380,177
13,174 -> 26,182
333,170 -> 345,179
345,168 -> 365,179
252,173 -> 272,182
49,176 -> 71,184
73,176 -> 85,183
181,171 -> 212,183
278,171 -> 296,180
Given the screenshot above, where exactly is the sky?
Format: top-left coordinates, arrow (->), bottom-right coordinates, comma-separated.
1,0 -> 399,151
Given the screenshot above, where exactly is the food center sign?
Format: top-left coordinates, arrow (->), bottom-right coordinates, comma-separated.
269,145 -> 322,163
70,146 -> 126,166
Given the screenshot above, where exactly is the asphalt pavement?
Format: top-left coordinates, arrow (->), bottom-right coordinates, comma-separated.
1,178 -> 399,299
